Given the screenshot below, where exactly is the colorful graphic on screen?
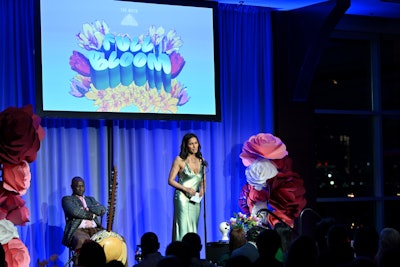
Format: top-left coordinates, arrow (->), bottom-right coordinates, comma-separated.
38,0 -> 218,118
69,23 -> 188,113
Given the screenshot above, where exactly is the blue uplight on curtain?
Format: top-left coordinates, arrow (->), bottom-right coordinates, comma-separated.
1,0 -> 274,265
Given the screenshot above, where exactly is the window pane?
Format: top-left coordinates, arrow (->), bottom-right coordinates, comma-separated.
311,38 -> 371,110
381,39 -> 400,110
315,114 -> 374,198
384,201 -> 400,229
383,116 -> 400,196
316,201 -> 376,228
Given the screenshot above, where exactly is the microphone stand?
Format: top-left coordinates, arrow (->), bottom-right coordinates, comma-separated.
202,164 -> 207,246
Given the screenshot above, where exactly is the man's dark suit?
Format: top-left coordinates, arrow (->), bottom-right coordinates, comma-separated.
61,194 -> 106,248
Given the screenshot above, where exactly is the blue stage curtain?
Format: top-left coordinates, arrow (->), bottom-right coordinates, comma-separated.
0,1 -> 274,265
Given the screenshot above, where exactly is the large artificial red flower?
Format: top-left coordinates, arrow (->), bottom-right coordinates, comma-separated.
266,157 -> 307,227
0,185 -> 30,225
2,160 -> 31,195
238,136 -> 307,228
238,183 -> 270,216
0,104 -> 45,165
240,133 -> 288,167
3,238 -> 30,267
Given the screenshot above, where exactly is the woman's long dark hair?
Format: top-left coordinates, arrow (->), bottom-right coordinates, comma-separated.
179,133 -> 208,167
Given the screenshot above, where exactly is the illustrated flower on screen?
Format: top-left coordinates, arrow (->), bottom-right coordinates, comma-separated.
0,104 -> 45,165
170,80 -> 190,106
162,29 -> 183,54
148,25 -> 165,47
70,75 -> 91,97
3,238 -> 30,267
240,133 -> 288,167
85,86 -> 107,105
0,219 -> 19,245
155,89 -> 179,113
169,51 -> 186,79
69,51 -> 91,76
77,20 -> 110,50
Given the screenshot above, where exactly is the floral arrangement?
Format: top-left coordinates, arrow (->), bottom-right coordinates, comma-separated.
0,104 -> 45,267
238,133 -> 307,228
229,212 -> 261,232
69,21 -> 190,113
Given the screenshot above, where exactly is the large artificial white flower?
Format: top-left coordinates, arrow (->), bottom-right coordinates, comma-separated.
0,219 -> 19,245
245,158 -> 278,190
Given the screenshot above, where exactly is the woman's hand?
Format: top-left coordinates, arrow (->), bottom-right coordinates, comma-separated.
185,187 -> 196,196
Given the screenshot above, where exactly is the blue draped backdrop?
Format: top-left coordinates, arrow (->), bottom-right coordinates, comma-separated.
0,0 -> 274,265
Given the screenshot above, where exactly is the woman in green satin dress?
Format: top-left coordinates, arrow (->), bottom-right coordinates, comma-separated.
168,133 -> 207,241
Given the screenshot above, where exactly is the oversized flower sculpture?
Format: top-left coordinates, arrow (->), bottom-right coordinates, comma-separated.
0,104 -> 45,267
238,133 -> 306,228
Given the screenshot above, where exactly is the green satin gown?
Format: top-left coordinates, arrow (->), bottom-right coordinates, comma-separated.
172,163 -> 203,241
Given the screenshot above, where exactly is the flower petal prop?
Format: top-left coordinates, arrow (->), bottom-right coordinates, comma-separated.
2,160 -> 31,195
245,158 -> 278,190
240,133 -> 288,167
238,133 -> 306,228
6,206 -> 30,226
0,104 -> 45,165
0,105 -> 43,267
3,238 -> 31,267
0,186 -> 30,225
267,165 -> 307,227
0,219 -> 19,245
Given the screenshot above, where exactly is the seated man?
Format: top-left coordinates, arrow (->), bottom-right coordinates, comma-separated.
62,176 -> 106,252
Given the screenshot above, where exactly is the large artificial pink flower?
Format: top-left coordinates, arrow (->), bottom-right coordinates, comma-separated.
3,238 -> 30,267
240,133 -> 288,167
0,104 -> 45,165
0,186 -> 30,225
2,160 -> 31,195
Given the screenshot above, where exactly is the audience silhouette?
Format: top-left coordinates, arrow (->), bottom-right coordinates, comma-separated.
165,240 -> 193,267
156,255 -> 185,267
376,227 -> 400,267
218,227 -> 247,266
253,228 -> 283,267
106,260 -> 125,266
225,255 -> 253,267
274,222 -> 297,263
230,226 -> 264,263
341,225 -> 378,267
284,234 -> 319,267
318,224 -> 354,267
133,232 -> 164,267
77,239 -> 107,267
63,213 -> 400,267
182,232 -> 214,267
